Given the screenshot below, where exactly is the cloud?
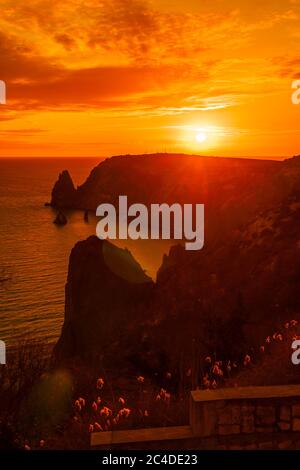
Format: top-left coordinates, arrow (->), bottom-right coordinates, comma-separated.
5,62 -> 208,111
271,56 -> 300,78
0,128 -> 45,136
1,0 -> 300,139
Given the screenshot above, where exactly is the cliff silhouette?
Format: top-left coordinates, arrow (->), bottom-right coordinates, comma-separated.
54,236 -> 153,362
52,154 -> 300,382
50,153 -> 300,245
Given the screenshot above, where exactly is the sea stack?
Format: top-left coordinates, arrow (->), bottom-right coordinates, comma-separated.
50,170 -> 76,208
53,210 -> 67,225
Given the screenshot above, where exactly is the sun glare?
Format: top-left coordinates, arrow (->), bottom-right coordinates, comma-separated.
195,132 -> 207,143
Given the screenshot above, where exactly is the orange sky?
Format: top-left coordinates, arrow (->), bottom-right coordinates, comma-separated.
0,0 -> 300,157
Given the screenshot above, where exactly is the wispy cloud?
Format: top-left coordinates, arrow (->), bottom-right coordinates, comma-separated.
1,0 -> 300,156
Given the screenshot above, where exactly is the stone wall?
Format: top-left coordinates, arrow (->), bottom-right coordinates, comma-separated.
92,385 -> 300,450
189,385 -> 300,450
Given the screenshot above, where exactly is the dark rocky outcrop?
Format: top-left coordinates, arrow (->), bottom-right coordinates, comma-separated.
49,153 -> 300,246
50,155 -> 283,216
53,154 -> 300,373
54,236 -> 153,363
51,170 -> 76,208
53,210 -> 67,225
54,180 -> 300,367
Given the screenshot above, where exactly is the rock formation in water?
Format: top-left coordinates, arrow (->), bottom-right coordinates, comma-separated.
51,170 -> 76,208
53,210 -> 67,225
54,236 -> 153,362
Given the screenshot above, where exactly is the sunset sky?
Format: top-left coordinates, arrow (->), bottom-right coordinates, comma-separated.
0,0 -> 300,157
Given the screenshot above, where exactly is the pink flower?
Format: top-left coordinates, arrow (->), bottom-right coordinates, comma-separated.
203,375 -> 210,388
159,388 -> 171,403
100,406 -> 112,417
118,407 -> 131,418
212,364 -> 223,377
92,401 -> 98,412
88,424 -> 94,433
94,422 -> 103,432
243,354 -> 251,366
137,375 -> 145,384
96,378 -> 104,390
118,397 -> 125,406
78,397 -> 85,407
211,380 -> 217,389
74,400 -> 81,412
164,392 -> 171,403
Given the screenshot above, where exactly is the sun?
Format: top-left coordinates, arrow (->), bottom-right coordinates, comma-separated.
195,132 -> 207,143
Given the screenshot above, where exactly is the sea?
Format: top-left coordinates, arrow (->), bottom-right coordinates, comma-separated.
0,157 -> 173,347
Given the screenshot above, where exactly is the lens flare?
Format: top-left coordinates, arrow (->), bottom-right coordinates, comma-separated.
195,132 -> 207,143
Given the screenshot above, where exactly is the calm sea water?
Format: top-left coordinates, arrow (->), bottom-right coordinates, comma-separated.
0,157 -> 173,346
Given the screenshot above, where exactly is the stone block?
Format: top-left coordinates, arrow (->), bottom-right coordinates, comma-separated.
218,424 -> 240,435
292,404 -> 300,417
278,440 -> 292,450
244,443 -> 257,450
258,441 -> 273,450
190,399 -> 218,436
256,406 -> 276,425
292,418 -> 300,431
280,405 -> 291,422
278,421 -> 290,431
218,405 -> 241,425
241,404 -> 255,416
242,415 -> 255,434
256,426 -> 274,433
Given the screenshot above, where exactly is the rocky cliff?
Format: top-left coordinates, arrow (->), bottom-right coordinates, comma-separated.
55,193 -> 300,371
50,153 -> 300,243
54,154 -> 300,373
50,154 -> 283,213
54,236 -> 153,363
